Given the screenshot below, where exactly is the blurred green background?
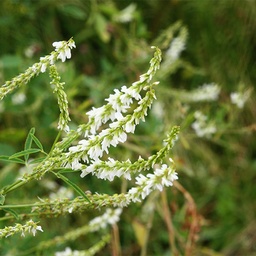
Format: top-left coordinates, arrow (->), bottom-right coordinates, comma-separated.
0,0 -> 256,255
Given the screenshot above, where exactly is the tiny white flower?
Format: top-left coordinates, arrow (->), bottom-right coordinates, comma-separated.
118,131 -> 127,143
32,225 -> 43,236
88,144 -> 103,160
52,40 -> 76,62
166,37 -> 186,62
230,91 -> 250,109
114,3 -> 136,23
52,41 -> 63,49
192,111 -> 216,138
115,111 -> 123,120
12,92 -> 26,105
124,121 -> 136,133
71,158 -> 82,170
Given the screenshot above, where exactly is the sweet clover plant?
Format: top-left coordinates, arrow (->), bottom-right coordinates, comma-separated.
0,38 -> 180,255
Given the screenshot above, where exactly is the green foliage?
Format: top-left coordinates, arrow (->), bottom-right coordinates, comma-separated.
0,1 -> 255,255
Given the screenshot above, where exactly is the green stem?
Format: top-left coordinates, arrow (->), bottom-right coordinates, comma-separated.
49,130 -> 61,154
1,179 -> 28,196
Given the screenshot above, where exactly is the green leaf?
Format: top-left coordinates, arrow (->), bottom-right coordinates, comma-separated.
0,155 -> 25,164
0,194 -> 5,205
58,5 -> 88,20
9,148 -> 41,159
3,208 -> 20,220
56,172 -> 90,203
24,128 -> 35,162
57,168 -> 80,174
95,14 -> 110,43
30,133 -> 44,151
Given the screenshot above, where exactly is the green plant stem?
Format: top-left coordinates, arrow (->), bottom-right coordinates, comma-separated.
1,179 -> 28,196
140,201 -> 155,256
49,130 -> 61,154
161,189 -> 179,256
111,223 -> 121,256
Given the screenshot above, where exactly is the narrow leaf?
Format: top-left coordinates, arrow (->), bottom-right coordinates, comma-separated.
3,208 -> 20,220
56,173 -> 90,203
57,168 -> 80,174
0,155 -> 25,164
30,133 -> 44,151
9,148 -> 41,159
24,128 -> 35,162
0,194 -> 5,205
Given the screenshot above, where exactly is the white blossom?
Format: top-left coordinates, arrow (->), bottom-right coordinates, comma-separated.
192,111 -> 216,138
52,40 -> 76,62
230,90 -> 250,109
127,163 -> 178,202
166,37 -> 186,62
114,3 -> 136,23
55,247 -> 73,256
89,208 -> 122,231
124,121 -> 136,133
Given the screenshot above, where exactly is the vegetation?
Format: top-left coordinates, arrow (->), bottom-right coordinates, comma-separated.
0,1 -> 255,255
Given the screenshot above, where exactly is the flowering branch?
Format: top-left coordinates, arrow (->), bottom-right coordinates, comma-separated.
0,38 -> 180,256
0,220 -> 43,238
0,38 -> 75,101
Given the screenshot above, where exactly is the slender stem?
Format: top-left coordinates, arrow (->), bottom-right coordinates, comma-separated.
0,201 -> 55,209
174,181 -> 198,256
49,130 -> 61,154
1,179 -> 27,196
161,189 -> 179,256
140,198 -> 156,256
111,223 -> 121,256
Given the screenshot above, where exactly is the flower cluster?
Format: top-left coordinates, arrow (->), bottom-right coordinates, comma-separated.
192,111 -> 217,138
177,83 -> 221,102
89,208 -> 122,231
49,65 -> 71,132
230,89 -> 251,109
127,162 -> 178,202
164,25 -> 187,64
64,47 -> 162,171
80,126 -> 179,182
0,220 -> 43,238
0,40 -> 181,256
52,40 -> 76,62
55,234 -> 110,256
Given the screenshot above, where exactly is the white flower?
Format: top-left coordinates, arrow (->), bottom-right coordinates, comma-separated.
230,90 -> 250,109
190,83 -> 220,102
89,208 -> 122,231
26,220 -> 43,236
55,247 -> 72,256
88,143 -> 103,160
101,136 -> 111,154
31,225 -> 43,236
114,4 -> 136,23
121,85 -> 141,101
71,158 -> 82,170
52,40 -> 76,62
128,164 -> 178,202
39,57 -> 47,73
105,89 -> 129,113
166,37 -> 186,62
192,111 -> 216,138
12,92 -> 26,105
124,121 -> 136,133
